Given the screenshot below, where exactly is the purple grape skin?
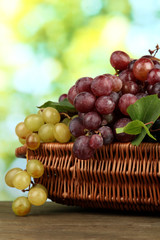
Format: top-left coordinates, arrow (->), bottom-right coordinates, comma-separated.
147,84 -> 153,94
147,68 -> 160,85
128,59 -> 136,71
102,113 -> 115,125
91,74 -> 113,97
78,112 -> 86,120
109,91 -> 120,105
119,69 -> 137,82
113,118 -> 136,142
136,92 -> 148,99
83,112 -> 101,130
110,51 -> 130,70
98,126 -> 114,145
74,92 -> 96,113
118,93 -> 137,116
122,81 -> 139,95
68,85 -> 78,105
69,117 -> 85,137
73,136 -> 94,160
150,82 -> 160,97
75,77 -> 93,93
89,134 -> 103,149
95,96 -> 115,115
59,94 -> 68,102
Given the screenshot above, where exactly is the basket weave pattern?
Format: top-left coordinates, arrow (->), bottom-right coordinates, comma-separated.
25,142 -> 160,211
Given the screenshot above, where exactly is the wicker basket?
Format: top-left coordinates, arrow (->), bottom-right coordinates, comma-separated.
16,142 -> 160,211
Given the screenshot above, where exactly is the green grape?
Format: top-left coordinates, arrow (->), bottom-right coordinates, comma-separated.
24,114 -> 44,132
72,115 -> 78,120
28,186 -> 47,206
35,184 -> 48,196
15,122 -> 31,138
62,118 -> 70,126
38,123 -> 55,142
42,107 -> 60,124
12,197 -> 31,216
26,133 -> 40,150
26,160 -> 44,178
54,123 -> 71,143
19,137 -> 26,145
5,168 -> 22,187
13,171 -> 31,190
37,109 -> 44,116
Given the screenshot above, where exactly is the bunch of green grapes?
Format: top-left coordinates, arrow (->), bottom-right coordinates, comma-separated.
5,159 -> 47,216
15,107 -> 71,150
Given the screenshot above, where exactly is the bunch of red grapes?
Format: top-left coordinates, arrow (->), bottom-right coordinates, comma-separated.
60,50 -> 160,160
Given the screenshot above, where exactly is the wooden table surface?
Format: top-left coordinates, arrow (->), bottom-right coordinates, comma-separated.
1,201 -> 160,240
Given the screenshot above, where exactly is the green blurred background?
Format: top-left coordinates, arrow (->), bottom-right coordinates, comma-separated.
0,0 -> 159,200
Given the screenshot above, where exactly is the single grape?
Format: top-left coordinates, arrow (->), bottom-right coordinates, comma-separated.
24,114 -> 44,132
26,160 -> 44,178
147,68 -> 160,85
128,59 -> 136,71
26,133 -> 41,150
74,92 -> 96,113
89,134 -> 103,149
35,184 -> 48,196
95,96 -> 115,115
38,123 -> 55,142
68,85 -> 78,105
98,126 -> 114,145
113,118 -> 136,142
150,82 -> 160,97
118,94 -> 137,115
78,112 -> 86,120
147,84 -> 153,94
75,77 -> 93,93
109,91 -> 120,105
28,186 -> 47,206
62,118 -> 70,126
69,117 -> 85,137
133,58 -> 154,81
15,122 -> 31,139
122,81 -> 139,95
153,60 -> 160,69
42,107 -> 60,124
102,113 -> 115,125
54,123 -> 71,143
5,168 -> 22,187
83,112 -> 101,130
110,51 -> 130,70
12,197 -> 31,216
136,92 -> 148,99
13,171 -> 31,190
111,75 -> 122,92
119,69 -> 137,82
37,109 -> 43,116
91,74 -> 113,96
19,138 -> 26,145
73,136 -> 94,160
59,94 -> 68,102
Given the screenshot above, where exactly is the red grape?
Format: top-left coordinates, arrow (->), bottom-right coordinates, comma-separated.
69,117 -> 85,137
109,91 -> 120,105
91,75 -> 113,96
133,58 -> 154,82
118,93 -> 137,115
111,75 -> 122,92
68,85 -> 78,105
110,51 -> 130,70
59,94 -> 67,102
147,68 -> 160,85
74,92 -> 96,113
98,126 -> 114,145
150,82 -> 160,97
136,92 -> 148,99
89,134 -> 103,149
122,81 -> 139,95
119,69 -> 137,82
128,59 -> 136,71
95,96 -> 115,115
73,136 -> 94,160
83,112 -> 101,130
75,77 -> 93,93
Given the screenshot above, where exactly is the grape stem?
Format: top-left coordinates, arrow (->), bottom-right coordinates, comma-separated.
144,121 -> 154,126
149,44 -> 160,57
60,112 -> 71,119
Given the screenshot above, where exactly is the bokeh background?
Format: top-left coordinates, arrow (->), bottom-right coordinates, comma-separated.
0,0 -> 159,200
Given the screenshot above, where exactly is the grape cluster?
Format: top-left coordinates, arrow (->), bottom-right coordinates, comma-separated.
5,160 -> 47,216
67,50 -> 160,160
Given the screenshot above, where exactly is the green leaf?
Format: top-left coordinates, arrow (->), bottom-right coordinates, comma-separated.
37,99 -> 77,113
126,95 -> 160,146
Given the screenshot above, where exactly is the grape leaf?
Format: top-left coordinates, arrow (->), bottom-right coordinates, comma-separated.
37,99 -> 77,113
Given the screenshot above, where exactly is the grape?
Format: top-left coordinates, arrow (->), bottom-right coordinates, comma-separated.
12,197 -> 31,216
5,168 -> 22,187
28,186 -> 47,206
73,136 -> 94,160
122,81 -> 139,95
98,126 -> 114,145
136,92 -> 148,99
91,75 -> 113,96
95,96 -> 115,115
24,114 -> 44,132
74,92 -> 96,113
153,60 -> 160,69
35,184 -> 48,196
26,160 -> 44,178
75,77 -> 93,93
89,134 -> 103,149
37,109 -> 43,116
59,94 -> 67,102
109,91 -> 120,105
147,84 -> 153,94
147,68 -> 160,85
110,51 -> 130,70
68,85 -> 78,105
119,69 -> 137,82
150,82 -> 160,97
113,118 -> 136,142
62,117 -> 70,126
111,75 -> 122,92
38,123 -> 55,142
13,171 -> 31,190
54,123 -> 71,143
19,138 -> 26,145
15,122 -> 31,139
102,113 -> 115,125
133,58 -> 154,81
26,133 -> 41,150
118,94 -> 137,115
42,107 -> 60,124
128,59 -> 136,71
83,112 -> 101,130
78,112 -> 86,120
69,117 -> 85,137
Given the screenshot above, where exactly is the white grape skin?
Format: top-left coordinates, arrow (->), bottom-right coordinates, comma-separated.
13,171 -> 31,190
5,168 -> 22,187
26,160 -> 44,178
28,186 -> 47,206
12,197 -> 31,216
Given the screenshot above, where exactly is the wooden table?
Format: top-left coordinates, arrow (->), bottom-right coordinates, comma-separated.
0,201 -> 160,240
